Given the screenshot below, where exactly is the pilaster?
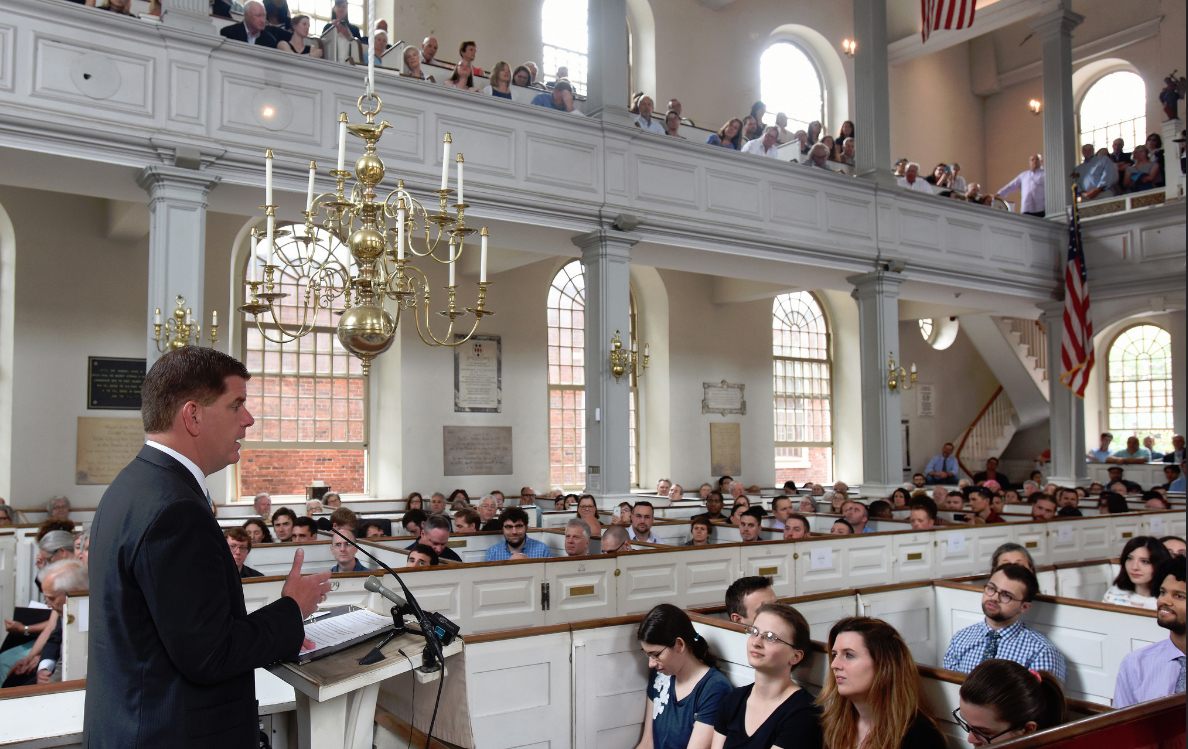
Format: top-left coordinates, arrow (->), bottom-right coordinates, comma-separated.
1031,2 -> 1084,218
584,0 -> 635,126
1038,300 -> 1087,485
161,0 -> 221,35
852,0 -> 896,185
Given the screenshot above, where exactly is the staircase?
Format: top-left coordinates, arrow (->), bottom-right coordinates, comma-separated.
958,314 -> 1051,431
955,386 -> 1019,480
997,317 -> 1049,395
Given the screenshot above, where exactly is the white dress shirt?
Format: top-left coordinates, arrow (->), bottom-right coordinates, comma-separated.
897,175 -> 935,194
144,440 -> 209,497
740,139 -> 778,158
635,115 -> 666,134
997,167 -> 1045,213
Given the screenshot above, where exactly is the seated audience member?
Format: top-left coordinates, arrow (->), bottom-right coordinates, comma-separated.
75,530 -> 90,566
457,40 -> 484,76
329,507 -> 357,532
802,142 -> 830,169
804,118 -> 820,145
687,516 -> 714,546
1086,432 -> 1114,462
893,158 -> 908,177
897,162 -> 934,194
727,500 -> 750,526
323,492 -> 342,508
1056,504 -> 1083,518
453,509 -> 480,533
828,492 -> 847,514
242,518 -> 272,545
990,543 -> 1035,572
483,61 -> 513,99
1114,556 -> 1186,706
322,0 -> 360,39
7,559 -> 89,686
1145,489 -> 1172,509
271,508 -> 297,542
1143,435 -> 1165,461
305,498 -> 323,516
419,36 -> 438,65
699,491 -> 727,521
264,0 -> 291,28
564,519 -> 591,556
407,514 -> 463,562
867,500 -> 893,520
737,509 -> 764,543
891,487 -> 912,508
664,110 -> 685,139
713,603 -> 821,749
698,483 -> 713,500
407,544 -> 438,567
531,80 -> 581,114
575,494 -> 606,535
819,135 -> 835,159
355,520 -> 386,539
1004,488 -> 1021,504
768,496 -> 793,530
1022,479 -> 1042,497
943,564 -> 1067,681
655,478 -> 673,497
402,508 -> 428,537
224,529 -> 262,578
446,60 -> 479,92
523,61 -> 539,84
554,495 -> 569,511
1163,434 -> 1185,464
796,498 -> 816,514
972,457 -> 1010,489
476,496 -> 499,528
931,485 -> 948,506
485,507 -> 551,560
1073,144 -> 1118,199
290,517 -> 318,541
36,531 -> 76,574
630,501 -> 665,544
819,617 -> 944,749
831,519 -> 854,535
365,30 -> 388,65
835,119 -> 855,145
740,116 -> 760,143
98,0 -> 133,13
909,500 -> 937,530
46,496 -> 71,521
329,528 -> 367,572
1104,536 -> 1171,609
1161,536 -> 1187,557
956,659 -> 1066,745
508,65 -> 532,87
925,443 -> 958,483
221,1 -> 280,46
1123,145 -> 1161,192
634,96 -> 666,134
771,112 -> 792,142
1105,466 -> 1142,493
741,126 -> 780,158
995,153 -> 1045,216
0,505 -> 13,527
406,492 -> 424,510
601,524 -> 632,554
967,488 -> 1004,524
838,138 -> 856,167
726,577 -> 778,626
1030,495 -> 1057,521
252,493 -> 271,518
783,514 -> 811,539
638,604 -> 732,749
402,46 -> 433,80
717,476 -> 734,492
1055,487 -> 1079,509
1109,436 -> 1152,464
615,501 -> 634,525
841,501 -> 872,534
943,491 -> 965,511
1098,492 -> 1131,514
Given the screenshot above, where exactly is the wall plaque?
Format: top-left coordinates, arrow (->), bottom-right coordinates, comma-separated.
916,383 -> 935,418
443,426 -> 513,476
76,416 -> 145,484
709,422 -> 742,476
454,334 -> 501,412
702,380 -> 746,416
88,356 -> 146,410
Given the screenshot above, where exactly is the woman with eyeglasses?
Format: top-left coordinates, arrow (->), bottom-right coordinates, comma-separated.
1103,536 -> 1170,609
955,659 -> 1065,745
635,604 -> 732,749
818,617 -> 945,749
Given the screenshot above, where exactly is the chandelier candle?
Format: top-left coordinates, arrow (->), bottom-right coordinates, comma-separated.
306,161 -> 317,212
440,134 -> 451,190
456,154 -> 464,205
337,113 -> 347,172
397,201 -> 406,261
480,228 -> 488,283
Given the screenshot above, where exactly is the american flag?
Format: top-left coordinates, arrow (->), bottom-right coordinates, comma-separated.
922,0 -> 977,43
1060,198 -> 1094,397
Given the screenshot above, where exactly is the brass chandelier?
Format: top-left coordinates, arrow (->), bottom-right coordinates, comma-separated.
239,89 -> 493,375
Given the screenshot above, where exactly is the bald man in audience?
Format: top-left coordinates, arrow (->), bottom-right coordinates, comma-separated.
219,1 -> 280,47
9,559 -> 89,685
253,493 -> 271,518
565,519 -> 591,556
725,576 -> 777,626
600,524 -> 631,554
421,36 -> 438,65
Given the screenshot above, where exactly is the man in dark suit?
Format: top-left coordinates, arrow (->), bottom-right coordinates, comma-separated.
219,0 -> 280,47
83,347 -> 330,749
1164,434 -> 1185,464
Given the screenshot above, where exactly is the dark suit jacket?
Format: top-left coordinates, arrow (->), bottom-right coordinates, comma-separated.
1165,451 -> 1185,464
219,21 -> 280,48
82,446 -> 304,749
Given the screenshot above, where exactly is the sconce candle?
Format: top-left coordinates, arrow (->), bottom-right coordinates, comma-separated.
480,228 -> 488,283
440,135 -> 452,190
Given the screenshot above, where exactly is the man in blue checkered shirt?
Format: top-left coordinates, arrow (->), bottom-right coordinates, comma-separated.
943,564 -> 1067,681
484,506 -> 552,561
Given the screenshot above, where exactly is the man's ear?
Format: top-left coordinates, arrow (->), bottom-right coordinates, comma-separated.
729,613 -> 743,624
1019,601 -> 1032,615
180,400 -> 203,437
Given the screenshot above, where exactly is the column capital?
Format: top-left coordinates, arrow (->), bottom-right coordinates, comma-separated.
1036,299 -> 1065,324
846,269 -> 907,297
571,229 -> 641,256
137,165 -> 221,200
1029,7 -> 1085,39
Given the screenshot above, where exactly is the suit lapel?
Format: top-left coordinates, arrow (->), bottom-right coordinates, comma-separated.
135,445 -> 205,501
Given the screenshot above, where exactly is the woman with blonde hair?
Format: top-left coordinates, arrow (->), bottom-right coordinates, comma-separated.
401,45 -> 433,81
483,61 -> 513,99
818,617 -> 946,749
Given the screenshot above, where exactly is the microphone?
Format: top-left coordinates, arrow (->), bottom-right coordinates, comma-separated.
364,575 -> 408,609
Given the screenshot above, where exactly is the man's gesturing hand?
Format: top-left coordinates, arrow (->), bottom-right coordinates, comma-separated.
281,548 -> 332,619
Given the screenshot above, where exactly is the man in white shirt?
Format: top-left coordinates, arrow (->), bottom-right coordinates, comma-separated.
420,36 -> 438,65
634,96 -> 666,134
741,126 -> 780,158
897,162 -> 934,194
996,153 -> 1045,217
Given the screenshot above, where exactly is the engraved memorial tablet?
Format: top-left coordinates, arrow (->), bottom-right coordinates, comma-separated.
77,417 -> 146,484
702,380 -> 746,416
710,422 -> 742,476
454,334 -> 502,412
443,426 -> 513,476
88,356 -> 146,410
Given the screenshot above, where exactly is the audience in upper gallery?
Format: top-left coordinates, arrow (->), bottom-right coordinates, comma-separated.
407,544 -> 438,567
924,443 -> 959,484
971,457 -> 1010,489
322,0 -> 361,40
839,138 -> 856,167
524,61 -> 539,85
402,508 -> 427,537
772,113 -> 792,143
956,659 -> 1066,746
664,110 -> 686,139
445,61 -> 479,92
990,543 -> 1035,573
1123,145 -> 1162,192
96,0 -> 133,14
290,516 -> 317,541
356,520 -> 386,538
996,153 -> 1045,217
712,603 -> 821,749
7,559 -> 89,686
633,96 -> 666,134
364,31 -> 388,65
242,518 -> 272,545
329,528 -> 368,572
802,143 -> 830,169
725,576 -> 778,626
452,509 -> 479,533
1144,435 -> 1166,460
897,162 -> 934,194
224,528 -> 262,578
485,507 -> 551,560
1113,556 -> 1185,706
509,65 -> 531,87
531,80 -> 581,114
601,524 -> 632,553
841,501 -> 872,534
1164,435 -> 1185,464
806,120 -> 822,149
263,0 -> 290,28
1163,537 -> 1187,557
629,501 -> 665,544
943,564 -> 1067,681
747,101 -> 767,129
1087,432 -> 1114,461
278,15 -> 324,56
831,519 -> 854,535
739,116 -> 761,143
835,120 -> 855,147
819,135 -> 835,158
909,500 -> 937,530
406,514 -> 463,563
783,514 -> 810,539
636,604 -> 732,749
482,61 -> 513,99
1074,144 -> 1118,200
46,496 -> 71,521
1031,495 -> 1058,521
563,519 -> 591,556
419,36 -> 439,66
457,41 -> 484,77
819,617 -> 945,749
737,509 -> 764,542
1104,536 -> 1171,609
0,505 -> 13,526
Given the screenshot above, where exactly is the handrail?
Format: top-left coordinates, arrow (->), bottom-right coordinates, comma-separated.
954,385 -> 1005,479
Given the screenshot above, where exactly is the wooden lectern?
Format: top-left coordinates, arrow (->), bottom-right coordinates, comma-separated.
268,628 -> 465,749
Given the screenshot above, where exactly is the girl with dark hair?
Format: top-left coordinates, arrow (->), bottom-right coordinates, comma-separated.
636,604 -> 731,749
955,659 -> 1066,746
1103,536 -> 1170,609
807,121 -> 823,146
748,101 -> 767,130
710,602 -> 821,749
708,119 -> 743,150
818,617 -> 945,749
242,518 -> 273,545
836,120 -> 855,144
447,488 -> 470,506
726,496 -> 750,525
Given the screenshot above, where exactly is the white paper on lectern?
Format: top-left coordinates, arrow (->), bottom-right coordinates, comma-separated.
810,547 -> 832,570
947,533 -> 966,553
1057,525 -> 1073,543
301,608 -> 392,654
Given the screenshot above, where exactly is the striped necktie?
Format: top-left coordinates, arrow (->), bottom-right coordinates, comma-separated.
1176,656 -> 1185,693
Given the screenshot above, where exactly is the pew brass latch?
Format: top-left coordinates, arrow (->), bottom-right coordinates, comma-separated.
541,581 -> 551,611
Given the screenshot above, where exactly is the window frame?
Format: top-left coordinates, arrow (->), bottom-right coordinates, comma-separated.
1075,69 -> 1147,156
1105,322 -> 1174,447
541,0 -> 589,95
772,291 -> 834,482
758,39 -> 826,131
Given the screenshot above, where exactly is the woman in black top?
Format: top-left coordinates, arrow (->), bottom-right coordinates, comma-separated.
818,618 -> 946,749
322,0 -> 360,40
710,603 -> 822,749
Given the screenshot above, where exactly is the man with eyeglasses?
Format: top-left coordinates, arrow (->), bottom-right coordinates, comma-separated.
329,528 -> 367,572
942,564 -> 1067,681
518,486 -> 542,527
484,507 -> 552,561
225,529 -> 262,578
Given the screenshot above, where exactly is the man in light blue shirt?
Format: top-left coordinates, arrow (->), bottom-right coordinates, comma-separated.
1087,432 -> 1113,462
530,80 -> 582,115
633,95 -> 666,134
925,442 -> 959,483
484,507 -> 552,561
1109,436 -> 1152,463
842,500 -> 875,534
1075,144 -> 1119,200
1114,557 -> 1185,706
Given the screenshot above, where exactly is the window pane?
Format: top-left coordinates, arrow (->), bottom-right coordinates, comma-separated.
541,0 -> 589,95
1106,324 -> 1174,453
759,42 -> 824,132
773,292 -> 832,484
1078,71 -> 1146,156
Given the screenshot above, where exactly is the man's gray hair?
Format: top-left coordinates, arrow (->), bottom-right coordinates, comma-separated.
431,493 -> 445,501
566,518 -> 591,540
39,530 -> 75,554
906,161 -> 920,171
39,558 -> 88,592
254,493 -> 270,502
424,514 -> 452,534
46,495 -> 71,514
479,496 -> 496,506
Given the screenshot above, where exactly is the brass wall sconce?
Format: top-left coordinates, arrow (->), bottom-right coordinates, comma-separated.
610,331 -> 649,383
1028,99 -> 1042,115
842,39 -> 857,57
887,351 -> 916,391
154,295 -> 218,352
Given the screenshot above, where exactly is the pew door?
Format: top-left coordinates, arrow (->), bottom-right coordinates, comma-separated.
891,532 -> 936,583
1146,511 -> 1185,539
1048,517 -> 1113,565
545,557 -> 616,625
795,535 -> 894,595
468,632 -> 574,749
739,544 -> 796,598
858,586 -> 941,666
615,546 -> 738,614
1015,524 -> 1048,567
572,623 -> 648,749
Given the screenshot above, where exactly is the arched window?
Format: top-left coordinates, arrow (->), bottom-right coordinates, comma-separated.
1078,71 -> 1146,154
289,0 -> 365,39
1107,324 -> 1174,452
542,0 -> 588,95
547,261 -> 638,489
773,292 -> 832,484
759,42 -> 824,131
240,232 -> 367,499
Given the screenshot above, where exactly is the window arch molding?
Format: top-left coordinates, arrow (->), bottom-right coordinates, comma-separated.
1073,61 -> 1146,153
763,25 -> 849,133
1072,58 -> 1143,115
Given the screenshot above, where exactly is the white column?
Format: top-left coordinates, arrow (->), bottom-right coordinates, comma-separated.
852,0 -> 895,185
161,0 -> 220,34
1031,1 -> 1083,218
137,165 -> 220,364
1162,118 -> 1185,196
847,270 -> 905,493
1038,300 -> 1087,485
584,0 -> 635,126
573,229 -> 639,505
